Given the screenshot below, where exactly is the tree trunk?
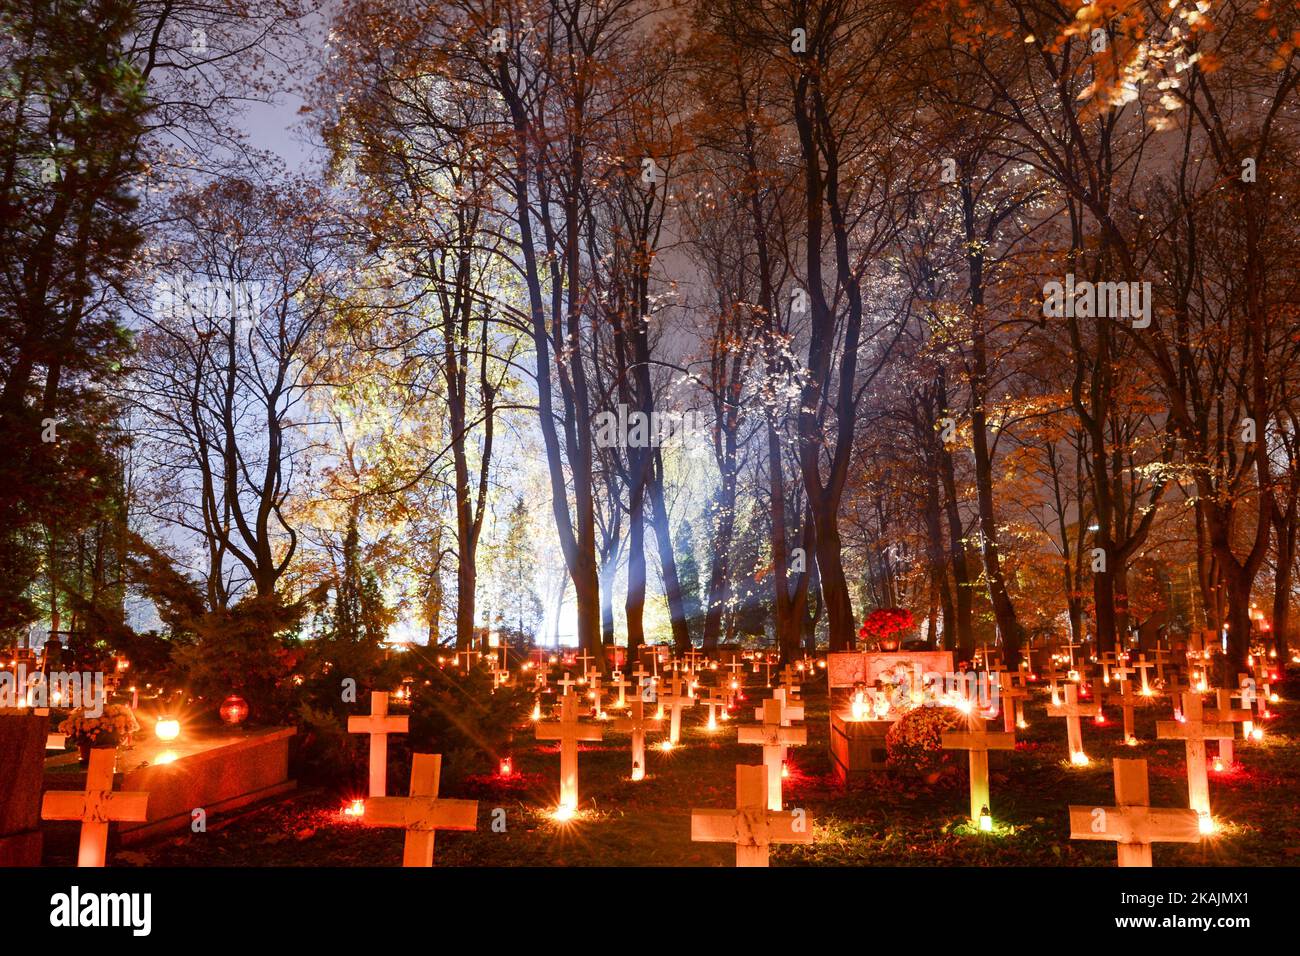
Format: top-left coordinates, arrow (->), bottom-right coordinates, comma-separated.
1272,501 -> 1296,663
647,451 -> 692,653
937,376 -> 974,661
1092,566 -> 1118,657
599,551 -> 616,647
922,448 -> 953,649
701,467 -> 737,652
970,407 -> 1023,665
802,522 -> 822,657
625,457 -> 647,654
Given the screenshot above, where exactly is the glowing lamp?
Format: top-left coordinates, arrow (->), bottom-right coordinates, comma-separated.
658,740 -> 673,752
219,695 -> 249,725
849,691 -> 869,722
154,718 -> 180,742
955,698 -> 973,715
978,807 -> 993,833
1212,757 -> 1224,773
1198,813 -> 1217,835
499,756 -> 513,777
553,805 -> 575,822
343,799 -> 365,817
1094,713 -> 1105,725
1017,718 -> 1028,730
531,702 -> 541,721
1250,727 -> 1264,741
1070,751 -> 1090,767
1125,735 -> 1138,747
780,762 -> 789,779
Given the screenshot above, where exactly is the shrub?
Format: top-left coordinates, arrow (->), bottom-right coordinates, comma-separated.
171,595 -> 305,725
294,701 -> 366,788
399,657 -> 532,786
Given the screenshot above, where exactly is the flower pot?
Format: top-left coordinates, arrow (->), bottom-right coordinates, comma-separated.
76,735 -> 119,765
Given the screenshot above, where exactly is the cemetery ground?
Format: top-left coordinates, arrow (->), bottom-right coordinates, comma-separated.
48,683 -> 1300,868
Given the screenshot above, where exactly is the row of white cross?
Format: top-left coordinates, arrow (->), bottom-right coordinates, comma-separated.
35,647 -> 1277,869
953,656 -> 1275,864
338,677 -> 816,867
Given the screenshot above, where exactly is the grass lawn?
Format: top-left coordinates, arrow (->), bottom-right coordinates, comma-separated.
76,679 -> 1300,867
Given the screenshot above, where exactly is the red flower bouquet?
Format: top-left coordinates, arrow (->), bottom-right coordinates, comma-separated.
857,607 -> 916,650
